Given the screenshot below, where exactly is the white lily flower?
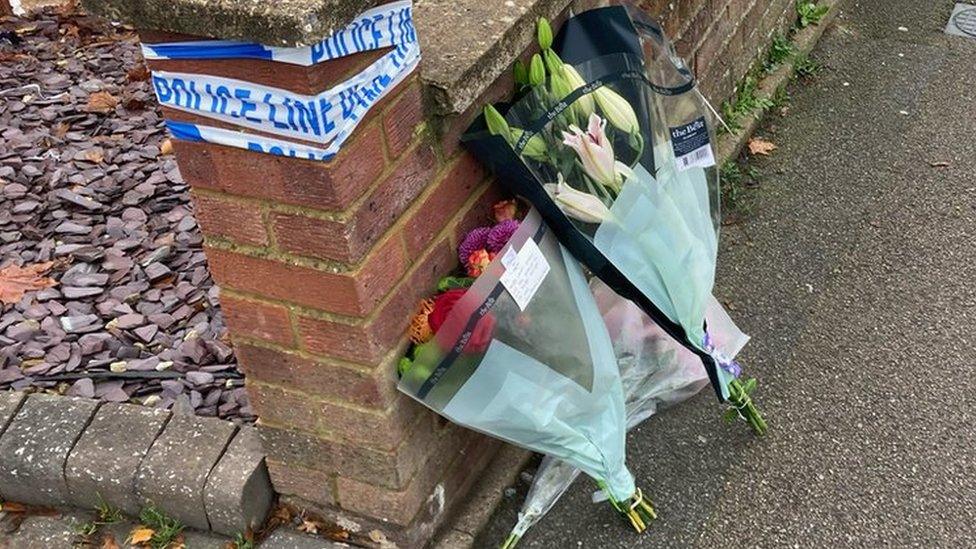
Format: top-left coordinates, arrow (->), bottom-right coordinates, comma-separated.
544,175 -> 613,224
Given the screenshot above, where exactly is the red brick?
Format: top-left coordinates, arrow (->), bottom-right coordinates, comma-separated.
297,239 -> 455,365
382,82 -> 425,159
265,460 -> 336,506
219,295 -> 295,347
271,144 -> 437,264
190,192 -> 268,246
172,122 -> 385,212
335,427 -> 476,526
236,343 -> 396,409
258,415 -> 446,490
205,234 -> 406,317
248,382 -> 423,451
450,182 -> 506,250
402,153 -> 485,257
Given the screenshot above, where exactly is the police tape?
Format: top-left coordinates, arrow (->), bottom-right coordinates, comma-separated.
146,1 -> 420,161
141,0 -> 415,66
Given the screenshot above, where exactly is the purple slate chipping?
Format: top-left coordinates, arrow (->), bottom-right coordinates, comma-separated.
0,9 -> 249,421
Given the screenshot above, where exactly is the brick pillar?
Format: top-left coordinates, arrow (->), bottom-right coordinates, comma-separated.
138,34 -> 505,547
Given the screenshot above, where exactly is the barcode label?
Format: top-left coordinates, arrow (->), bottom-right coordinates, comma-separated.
670,117 -> 716,172
677,145 -> 715,171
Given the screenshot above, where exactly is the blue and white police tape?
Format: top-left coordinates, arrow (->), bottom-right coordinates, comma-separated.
141,0 -> 414,66
166,120 -> 339,161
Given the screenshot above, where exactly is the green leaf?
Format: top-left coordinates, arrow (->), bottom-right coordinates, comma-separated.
743,378 -> 758,394
436,276 -> 475,292
397,356 -> 413,376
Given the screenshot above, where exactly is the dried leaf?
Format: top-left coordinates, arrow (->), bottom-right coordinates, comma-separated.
83,148 -> 104,163
53,122 -> 70,139
100,534 -> 120,549
747,138 -> 778,156
128,527 -> 154,544
0,262 -> 57,305
0,502 -> 26,513
160,138 -> 173,156
298,519 -> 320,535
85,91 -> 118,113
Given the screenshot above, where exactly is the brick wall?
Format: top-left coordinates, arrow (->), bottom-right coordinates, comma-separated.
140,1 -> 799,546
637,0 -> 799,103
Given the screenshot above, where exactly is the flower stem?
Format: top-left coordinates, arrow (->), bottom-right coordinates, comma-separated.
500,533 -> 520,549
596,482 -> 657,534
726,378 -> 768,436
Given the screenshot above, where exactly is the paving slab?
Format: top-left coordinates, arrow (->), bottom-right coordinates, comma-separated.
203,426 -> 274,536
65,403 -> 171,516
135,412 -> 237,531
0,394 -> 98,506
261,527 -> 348,549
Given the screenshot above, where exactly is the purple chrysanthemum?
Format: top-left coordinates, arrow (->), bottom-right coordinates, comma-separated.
486,220 -> 520,252
458,226 -> 491,266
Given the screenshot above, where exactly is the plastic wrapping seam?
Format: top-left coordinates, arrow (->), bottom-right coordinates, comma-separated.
141,0 -> 415,66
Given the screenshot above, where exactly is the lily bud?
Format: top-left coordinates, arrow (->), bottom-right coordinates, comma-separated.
544,176 -> 613,224
513,59 -> 528,87
528,54 -> 546,87
537,17 -> 553,50
562,63 -> 596,117
512,128 -> 549,162
484,104 -> 512,141
594,87 -> 640,134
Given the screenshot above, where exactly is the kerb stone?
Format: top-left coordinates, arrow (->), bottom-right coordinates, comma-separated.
203,426 -> 274,535
65,403 -> 171,515
0,394 -> 99,506
135,412 -> 237,530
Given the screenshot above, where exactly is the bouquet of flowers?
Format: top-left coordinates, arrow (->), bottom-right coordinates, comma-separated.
502,280 -> 749,547
397,204 -> 656,531
462,6 -> 766,433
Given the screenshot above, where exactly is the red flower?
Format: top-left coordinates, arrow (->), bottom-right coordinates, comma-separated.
427,288 -> 495,352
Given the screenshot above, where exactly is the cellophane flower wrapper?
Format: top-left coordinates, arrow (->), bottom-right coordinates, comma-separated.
462,5 -> 736,400
507,280 -> 749,541
397,208 -> 637,501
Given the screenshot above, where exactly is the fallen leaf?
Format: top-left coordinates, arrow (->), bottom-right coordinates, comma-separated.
85,91 -> 118,113
53,122 -> 70,139
100,534 -> 120,549
83,148 -> 104,163
160,138 -> 173,155
0,262 -> 57,305
747,138 -> 778,156
128,527 -> 154,544
0,502 -> 26,513
298,519 -> 320,535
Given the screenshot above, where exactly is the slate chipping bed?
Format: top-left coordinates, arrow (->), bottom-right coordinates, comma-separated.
0,6 -> 253,422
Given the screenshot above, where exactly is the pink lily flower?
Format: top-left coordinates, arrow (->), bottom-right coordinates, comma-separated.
562,114 -> 626,192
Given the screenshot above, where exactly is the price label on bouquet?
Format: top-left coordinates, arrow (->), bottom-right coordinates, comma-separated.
670,117 -> 715,172
499,239 -> 550,311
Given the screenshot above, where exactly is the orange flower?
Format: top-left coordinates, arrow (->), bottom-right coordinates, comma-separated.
492,199 -> 518,222
466,249 -> 494,277
408,298 -> 436,344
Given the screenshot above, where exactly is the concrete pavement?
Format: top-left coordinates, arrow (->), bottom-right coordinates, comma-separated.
478,0 -> 976,547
